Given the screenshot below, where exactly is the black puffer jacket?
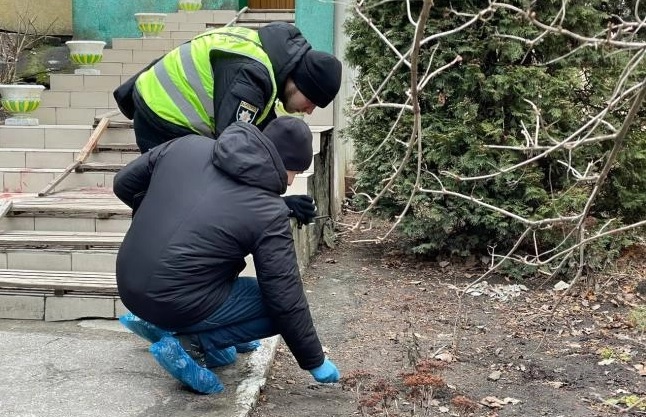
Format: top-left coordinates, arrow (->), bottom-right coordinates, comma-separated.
113,122 -> 324,370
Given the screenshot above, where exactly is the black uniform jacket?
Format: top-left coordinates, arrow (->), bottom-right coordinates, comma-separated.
113,122 -> 324,370
132,22 -> 311,139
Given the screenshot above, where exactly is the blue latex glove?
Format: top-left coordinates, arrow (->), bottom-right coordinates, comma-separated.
309,358 -> 340,383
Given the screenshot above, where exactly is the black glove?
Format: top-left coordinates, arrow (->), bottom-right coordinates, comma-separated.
283,195 -> 316,228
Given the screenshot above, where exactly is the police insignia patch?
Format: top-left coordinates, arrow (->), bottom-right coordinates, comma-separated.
236,101 -> 259,123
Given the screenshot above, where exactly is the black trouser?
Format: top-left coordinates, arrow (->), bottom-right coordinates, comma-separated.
132,90 -> 196,153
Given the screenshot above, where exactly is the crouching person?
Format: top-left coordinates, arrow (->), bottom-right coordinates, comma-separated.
113,116 -> 339,394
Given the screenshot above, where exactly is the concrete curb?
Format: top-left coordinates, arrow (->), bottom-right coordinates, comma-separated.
231,335 -> 280,417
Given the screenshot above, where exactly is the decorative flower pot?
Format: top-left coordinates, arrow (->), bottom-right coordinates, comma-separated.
0,84 -> 45,126
178,0 -> 202,11
135,13 -> 167,38
66,40 -> 106,75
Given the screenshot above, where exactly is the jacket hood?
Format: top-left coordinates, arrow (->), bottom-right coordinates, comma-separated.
211,122 -> 288,195
258,22 -> 311,92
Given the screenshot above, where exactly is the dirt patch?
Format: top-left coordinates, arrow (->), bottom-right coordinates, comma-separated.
250,213 -> 646,416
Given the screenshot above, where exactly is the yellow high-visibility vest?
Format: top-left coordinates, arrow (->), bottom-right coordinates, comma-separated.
136,26 -> 277,137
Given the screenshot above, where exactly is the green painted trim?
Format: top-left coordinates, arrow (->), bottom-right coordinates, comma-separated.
72,0 -> 239,46
295,0 -> 334,54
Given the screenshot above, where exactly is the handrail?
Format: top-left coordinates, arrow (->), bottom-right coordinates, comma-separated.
224,6 -> 248,27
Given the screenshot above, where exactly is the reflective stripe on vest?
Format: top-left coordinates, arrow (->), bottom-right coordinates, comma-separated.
136,27 -> 277,137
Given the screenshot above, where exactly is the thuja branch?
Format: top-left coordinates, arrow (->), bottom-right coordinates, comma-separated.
351,0 -> 433,234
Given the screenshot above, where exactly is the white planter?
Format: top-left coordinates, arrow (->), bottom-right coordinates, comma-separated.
0,84 -> 46,126
66,40 -> 106,75
135,13 -> 167,38
178,0 -> 202,12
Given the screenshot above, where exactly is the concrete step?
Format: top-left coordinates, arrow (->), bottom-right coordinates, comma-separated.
0,165 -> 312,194
0,248 -> 118,273
0,125 -> 135,149
1,191 -> 131,233
0,121 -> 322,160
164,9 -> 237,24
0,148 -> 137,169
0,230 -> 124,249
0,168 -> 115,193
30,107 -> 126,125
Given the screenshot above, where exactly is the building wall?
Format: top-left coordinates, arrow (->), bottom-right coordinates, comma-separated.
0,0 -> 73,36
333,1 -> 353,210
72,0 -> 238,45
295,1 -> 333,54
297,0 -> 349,212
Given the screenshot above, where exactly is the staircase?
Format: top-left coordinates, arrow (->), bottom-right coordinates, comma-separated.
0,8 -> 334,321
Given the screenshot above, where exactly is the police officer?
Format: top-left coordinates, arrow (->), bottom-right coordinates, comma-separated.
114,22 -> 341,226
124,22 -> 342,152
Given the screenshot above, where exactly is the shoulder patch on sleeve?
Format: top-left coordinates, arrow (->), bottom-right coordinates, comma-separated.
236,101 -> 259,123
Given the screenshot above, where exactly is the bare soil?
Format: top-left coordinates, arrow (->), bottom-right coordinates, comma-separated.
250,213 -> 646,417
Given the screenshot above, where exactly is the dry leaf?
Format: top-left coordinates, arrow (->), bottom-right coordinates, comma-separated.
480,396 -> 505,408
435,352 -> 454,362
488,371 -> 502,381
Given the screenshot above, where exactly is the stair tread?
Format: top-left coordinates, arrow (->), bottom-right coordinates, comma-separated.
0,268 -> 116,293
8,191 -> 130,215
0,230 -> 124,247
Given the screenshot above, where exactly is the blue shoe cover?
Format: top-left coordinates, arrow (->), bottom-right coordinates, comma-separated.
150,336 -> 224,394
235,340 -> 261,353
205,346 -> 237,367
119,312 -> 172,343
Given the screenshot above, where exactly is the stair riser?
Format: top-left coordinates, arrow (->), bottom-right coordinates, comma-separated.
0,125 -> 320,156
0,168 -> 310,195
0,126 -> 135,149
0,249 -> 117,273
0,216 -> 131,234
0,170 -> 113,193
0,150 -> 138,169
0,249 -> 259,274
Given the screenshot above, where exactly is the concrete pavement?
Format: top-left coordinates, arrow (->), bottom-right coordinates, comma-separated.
0,319 -> 278,417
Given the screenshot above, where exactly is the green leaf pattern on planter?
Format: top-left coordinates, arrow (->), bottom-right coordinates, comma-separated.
179,1 -> 201,11
138,22 -> 166,35
1,99 -> 41,114
70,54 -> 103,66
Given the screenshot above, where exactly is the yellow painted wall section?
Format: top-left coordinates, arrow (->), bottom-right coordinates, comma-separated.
0,0 -> 72,36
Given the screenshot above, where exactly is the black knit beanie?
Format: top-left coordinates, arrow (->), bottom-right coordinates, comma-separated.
263,116 -> 313,171
291,50 -> 342,108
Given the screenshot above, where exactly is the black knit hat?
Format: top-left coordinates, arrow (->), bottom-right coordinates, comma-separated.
263,116 -> 313,171
291,50 -> 342,108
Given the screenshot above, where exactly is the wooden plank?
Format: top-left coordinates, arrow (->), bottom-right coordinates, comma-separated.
0,200 -> 12,219
95,143 -> 139,152
0,281 -> 116,293
0,231 -> 124,247
0,269 -> 115,278
75,162 -> 126,173
0,268 -> 117,293
38,115 -> 113,197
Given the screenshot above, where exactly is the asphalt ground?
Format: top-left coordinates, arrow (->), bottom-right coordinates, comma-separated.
0,319 -> 278,417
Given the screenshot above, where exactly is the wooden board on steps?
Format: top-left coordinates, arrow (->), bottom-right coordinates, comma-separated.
76,162 -> 126,173
0,230 -> 124,247
10,193 -> 130,217
95,143 -> 139,152
0,269 -> 117,294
